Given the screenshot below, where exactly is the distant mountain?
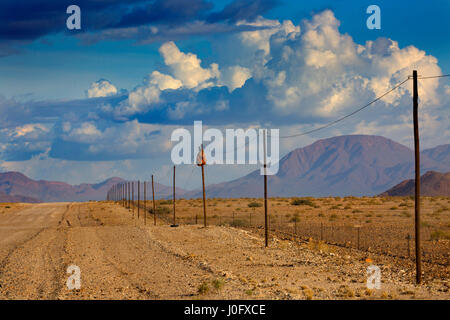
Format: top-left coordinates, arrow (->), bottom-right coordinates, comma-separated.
423,144 -> 450,167
380,171 -> 450,196
0,172 -> 184,202
184,135 -> 449,198
0,190 -> 41,203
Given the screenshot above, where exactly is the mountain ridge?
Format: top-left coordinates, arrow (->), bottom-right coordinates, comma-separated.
1,135 -> 448,202
380,171 -> 450,196
183,135 -> 449,198
0,172 -> 185,202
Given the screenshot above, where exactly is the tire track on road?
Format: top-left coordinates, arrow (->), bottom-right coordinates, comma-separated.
0,204 -> 71,299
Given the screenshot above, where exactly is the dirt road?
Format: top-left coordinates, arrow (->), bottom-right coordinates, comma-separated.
0,202 -> 448,299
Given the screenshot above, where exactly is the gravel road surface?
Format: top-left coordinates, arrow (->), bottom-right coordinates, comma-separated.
0,202 -> 448,300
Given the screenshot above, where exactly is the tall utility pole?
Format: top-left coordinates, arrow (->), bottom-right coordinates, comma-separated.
413,70 -> 422,284
200,144 -> 207,228
171,166 -> 178,227
263,129 -> 269,247
152,175 -> 156,226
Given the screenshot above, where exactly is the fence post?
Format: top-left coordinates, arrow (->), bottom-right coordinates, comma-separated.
171,165 -> 178,227
320,222 -> 323,241
132,181 -> 134,218
144,181 -> 147,225
407,233 -> 411,258
357,226 -> 360,250
137,180 -> 140,219
200,144 -> 207,228
152,175 -> 156,226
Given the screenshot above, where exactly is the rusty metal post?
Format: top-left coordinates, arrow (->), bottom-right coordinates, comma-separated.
357,227 -> 360,250
137,180 -> 140,220
144,181 -> 147,225
152,175 -> 156,226
171,166 -> 177,227
201,145 -> 207,228
407,233 -> 411,258
132,181 -> 134,218
321,222 -> 323,241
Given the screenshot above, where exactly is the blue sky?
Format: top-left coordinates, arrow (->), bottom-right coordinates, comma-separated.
0,0 -> 449,187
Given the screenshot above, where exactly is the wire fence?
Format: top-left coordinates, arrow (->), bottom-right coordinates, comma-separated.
174,204 -> 449,266
106,73 -> 450,275
107,188 -> 449,268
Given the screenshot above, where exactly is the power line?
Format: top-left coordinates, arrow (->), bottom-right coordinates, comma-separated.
164,73 -> 445,153
276,77 -> 411,139
416,74 -> 450,79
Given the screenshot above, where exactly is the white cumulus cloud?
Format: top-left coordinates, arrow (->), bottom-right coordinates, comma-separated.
87,79 -> 118,98
159,41 -> 220,89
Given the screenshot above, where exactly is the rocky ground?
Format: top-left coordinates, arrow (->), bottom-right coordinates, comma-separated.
0,201 -> 448,300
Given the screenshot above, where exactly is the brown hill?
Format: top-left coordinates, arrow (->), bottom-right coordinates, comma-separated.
184,135 -> 449,198
423,144 -> 450,167
0,190 -> 41,203
380,171 -> 450,196
0,172 -> 185,202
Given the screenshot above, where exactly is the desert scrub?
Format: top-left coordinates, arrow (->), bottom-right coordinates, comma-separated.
307,240 -> 331,253
430,230 -> 450,240
212,278 -> 225,291
230,219 -> 249,227
248,202 -> 262,208
420,221 -> 432,228
197,281 -> 210,295
352,209 -> 362,213
302,286 -> 314,300
435,206 -> 448,213
149,206 -> 171,215
338,285 -> 354,298
291,198 -> 315,207
399,202 -> 412,207
245,289 -> 254,296
159,200 -> 172,205
400,211 -> 411,217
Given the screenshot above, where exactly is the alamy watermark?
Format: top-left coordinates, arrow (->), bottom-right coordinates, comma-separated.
171,121 -> 280,175
66,264 -> 81,290
366,5 -> 381,30
366,265 -> 381,290
66,5 -> 81,30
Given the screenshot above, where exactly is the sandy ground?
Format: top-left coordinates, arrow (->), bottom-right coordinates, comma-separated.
0,201 -> 448,300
